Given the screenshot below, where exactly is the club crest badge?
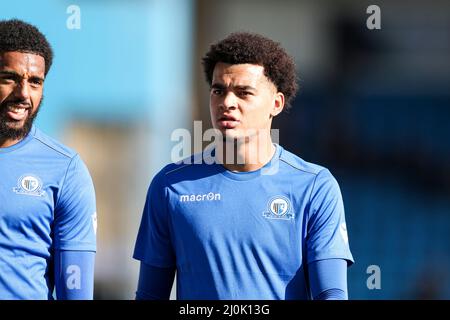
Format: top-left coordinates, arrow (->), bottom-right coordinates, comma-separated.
13,174 -> 45,197
92,212 -> 98,235
263,196 -> 294,220
340,222 -> 349,244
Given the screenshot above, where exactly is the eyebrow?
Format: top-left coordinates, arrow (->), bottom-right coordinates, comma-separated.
0,70 -> 20,78
211,83 -> 256,91
0,70 -> 44,82
211,83 -> 226,90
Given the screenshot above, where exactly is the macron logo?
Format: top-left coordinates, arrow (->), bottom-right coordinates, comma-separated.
180,192 -> 221,202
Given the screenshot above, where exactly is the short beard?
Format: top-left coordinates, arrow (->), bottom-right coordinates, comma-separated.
0,97 -> 42,141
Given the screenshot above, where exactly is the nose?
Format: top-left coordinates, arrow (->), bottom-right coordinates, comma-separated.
14,80 -> 31,101
220,91 -> 237,111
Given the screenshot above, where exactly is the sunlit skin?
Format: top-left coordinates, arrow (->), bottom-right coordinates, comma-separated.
0,51 -> 45,148
209,62 -> 285,172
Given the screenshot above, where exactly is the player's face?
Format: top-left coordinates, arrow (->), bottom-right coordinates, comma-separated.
210,62 -> 284,140
0,51 -> 45,141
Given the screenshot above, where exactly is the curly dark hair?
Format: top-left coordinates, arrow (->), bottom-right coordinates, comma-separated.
202,32 -> 298,108
0,19 -> 53,75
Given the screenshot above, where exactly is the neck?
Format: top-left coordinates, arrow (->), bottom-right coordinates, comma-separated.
215,132 -> 276,172
0,137 -> 22,148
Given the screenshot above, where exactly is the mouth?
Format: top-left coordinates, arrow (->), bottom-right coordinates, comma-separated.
5,104 -> 31,121
217,115 -> 240,129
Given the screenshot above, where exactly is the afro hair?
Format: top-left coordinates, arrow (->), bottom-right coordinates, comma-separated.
202,32 -> 298,108
0,19 -> 53,75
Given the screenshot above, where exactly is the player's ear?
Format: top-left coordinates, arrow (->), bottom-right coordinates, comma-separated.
271,92 -> 285,117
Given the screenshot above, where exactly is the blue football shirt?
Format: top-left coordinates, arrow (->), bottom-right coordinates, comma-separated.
134,144 -> 354,299
0,126 -> 97,299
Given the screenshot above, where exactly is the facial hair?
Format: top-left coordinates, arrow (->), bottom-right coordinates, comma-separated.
0,96 -> 42,141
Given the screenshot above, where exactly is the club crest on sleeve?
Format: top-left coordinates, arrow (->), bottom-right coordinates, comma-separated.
263,196 -> 294,220
13,174 -> 45,197
92,212 -> 98,235
340,222 -> 349,244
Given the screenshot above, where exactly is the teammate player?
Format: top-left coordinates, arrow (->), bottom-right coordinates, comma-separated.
134,32 -> 354,299
0,19 -> 96,299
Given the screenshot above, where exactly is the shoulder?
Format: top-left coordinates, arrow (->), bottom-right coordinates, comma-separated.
278,145 -> 328,176
278,145 -> 339,189
31,128 -> 92,181
31,127 -> 78,160
150,151 -> 211,187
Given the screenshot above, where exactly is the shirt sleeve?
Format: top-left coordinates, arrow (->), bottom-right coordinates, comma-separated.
306,169 -> 354,265
54,154 -> 97,252
133,169 -> 176,268
54,249 -> 95,300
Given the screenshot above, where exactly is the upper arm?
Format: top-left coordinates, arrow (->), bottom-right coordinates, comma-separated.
133,171 -> 175,268
54,155 -> 97,251
53,155 -> 96,299
306,169 -> 354,265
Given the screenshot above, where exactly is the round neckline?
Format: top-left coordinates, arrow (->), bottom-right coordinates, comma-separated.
214,144 -> 282,181
0,126 -> 36,154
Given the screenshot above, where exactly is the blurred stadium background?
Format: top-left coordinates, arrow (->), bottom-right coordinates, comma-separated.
1,0 -> 449,299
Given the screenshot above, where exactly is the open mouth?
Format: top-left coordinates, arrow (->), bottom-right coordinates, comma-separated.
5,104 -> 31,121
